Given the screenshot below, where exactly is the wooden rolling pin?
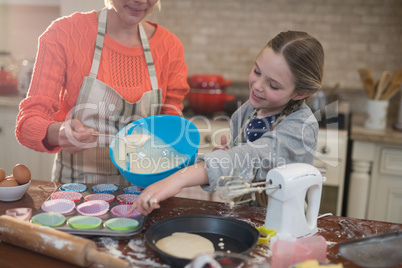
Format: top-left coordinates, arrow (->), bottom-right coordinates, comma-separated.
0,215 -> 130,268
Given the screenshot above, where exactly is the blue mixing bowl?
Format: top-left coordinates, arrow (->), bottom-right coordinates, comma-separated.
109,115 -> 200,189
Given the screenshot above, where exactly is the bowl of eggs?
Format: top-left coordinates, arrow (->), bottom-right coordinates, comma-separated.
0,164 -> 31,201
109,115 -> 200,189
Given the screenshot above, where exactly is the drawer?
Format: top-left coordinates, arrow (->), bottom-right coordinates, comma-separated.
315,129 -> 347,161
380,147 -> 402,176
313,158 -> 341,186
188,117 -> 230,153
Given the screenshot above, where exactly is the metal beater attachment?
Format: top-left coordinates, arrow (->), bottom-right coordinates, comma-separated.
339,219 -> 367,238
216,176 -> 281,207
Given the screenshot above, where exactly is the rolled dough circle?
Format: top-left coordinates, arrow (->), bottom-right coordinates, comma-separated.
155,232 -> 215,259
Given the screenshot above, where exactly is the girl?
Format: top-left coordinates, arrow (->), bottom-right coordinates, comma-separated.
129,30 -> 324,215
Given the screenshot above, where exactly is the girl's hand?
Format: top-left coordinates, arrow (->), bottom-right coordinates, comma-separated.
127,176 -> 183,215
127,163 -> 209,216
45,119 -> 98,153
212,135 -> 228,151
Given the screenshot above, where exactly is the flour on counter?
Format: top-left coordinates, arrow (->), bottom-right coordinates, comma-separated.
96,237 -> 168,268
127,237 -> 169,267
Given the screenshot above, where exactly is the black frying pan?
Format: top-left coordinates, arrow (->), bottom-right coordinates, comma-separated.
145,214 -> 259,267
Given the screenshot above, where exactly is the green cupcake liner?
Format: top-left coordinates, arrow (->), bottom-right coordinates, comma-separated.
68,215 -> 102,229
31,212 -> 66,227
105,218 -> 139,231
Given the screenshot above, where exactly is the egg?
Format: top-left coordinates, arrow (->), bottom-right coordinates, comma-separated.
0,178 -> 19,187
13,164 -> 31,185
6,175 -> 16,181
0,168 -> 5,182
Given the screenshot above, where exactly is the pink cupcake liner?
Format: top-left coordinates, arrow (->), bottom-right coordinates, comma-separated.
41,199 -> 75,214
51,191 -> 82,202
76,200 -> 109,217
111,204 -> 141,218
84,193 -> 115,203
117,194 -> 139,204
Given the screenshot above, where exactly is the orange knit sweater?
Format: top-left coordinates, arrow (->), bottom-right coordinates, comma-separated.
16,11 -> 189,153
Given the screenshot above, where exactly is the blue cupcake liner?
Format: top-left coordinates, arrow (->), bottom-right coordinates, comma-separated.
92,184 -> 119,194
123,185 -> 143,195
61,183 -> 87,193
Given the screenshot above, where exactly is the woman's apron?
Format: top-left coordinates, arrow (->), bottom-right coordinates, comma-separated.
52,8 -> 162,185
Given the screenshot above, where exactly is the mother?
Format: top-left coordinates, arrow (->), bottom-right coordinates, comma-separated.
16,0 -> 189,184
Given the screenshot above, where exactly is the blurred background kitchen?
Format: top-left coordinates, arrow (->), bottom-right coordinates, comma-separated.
1,0 -> 401,223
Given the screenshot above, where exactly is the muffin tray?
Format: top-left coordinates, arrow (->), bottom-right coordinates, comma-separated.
31,183 -> 146,239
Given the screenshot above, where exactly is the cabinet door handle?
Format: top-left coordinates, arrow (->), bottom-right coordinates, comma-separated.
320,145 -> 330,154
0,126 -> 2,134
204,135 -> 211,143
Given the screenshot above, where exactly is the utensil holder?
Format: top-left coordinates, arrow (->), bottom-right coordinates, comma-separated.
364,99 -> 389,130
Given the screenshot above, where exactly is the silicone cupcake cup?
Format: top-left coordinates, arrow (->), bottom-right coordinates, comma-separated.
105,218 -> 139,231
117,194 -> 139,204
31,212 -> 66,227
76,200 -> 109,217
68,215 -> 102,229
51,191 -> 82,202
41,199 -> 75,214
123,185 -> 143,195
84,193 -> 115,203
92,184 -> 118,194
111,204 -> 141,218
61,183 -> 87,192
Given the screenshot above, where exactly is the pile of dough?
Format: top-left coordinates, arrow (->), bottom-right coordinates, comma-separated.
155,232 -> 215,259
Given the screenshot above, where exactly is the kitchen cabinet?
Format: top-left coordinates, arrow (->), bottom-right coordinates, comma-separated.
0,97 -> 54,181
313,129 -> 348,216
188,116 -> 231,154
349,141 -> 402,223
348,113 -> 402,223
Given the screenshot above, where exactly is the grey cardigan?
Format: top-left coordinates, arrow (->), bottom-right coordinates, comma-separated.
197,101 -> 319,192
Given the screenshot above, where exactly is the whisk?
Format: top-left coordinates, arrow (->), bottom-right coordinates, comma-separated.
216,176 -> 281,207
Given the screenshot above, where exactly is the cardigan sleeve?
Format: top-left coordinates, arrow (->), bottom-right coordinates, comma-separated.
157,33 -> 189,116
15,19 -> 68,153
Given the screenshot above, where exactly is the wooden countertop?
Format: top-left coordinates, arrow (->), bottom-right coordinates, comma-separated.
1,180 -> 402,268
350,113 -> 402,145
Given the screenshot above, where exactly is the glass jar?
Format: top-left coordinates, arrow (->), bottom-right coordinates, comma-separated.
0,51 -> 19,95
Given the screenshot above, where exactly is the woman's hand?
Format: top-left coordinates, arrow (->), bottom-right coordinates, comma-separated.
45,119 -> 98,153
212,135 -> 229,151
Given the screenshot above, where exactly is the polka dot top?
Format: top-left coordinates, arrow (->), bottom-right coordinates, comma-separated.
246,113 -> 281,142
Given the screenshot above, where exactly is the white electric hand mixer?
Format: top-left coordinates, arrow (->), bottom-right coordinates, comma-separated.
217,163 -> 324,240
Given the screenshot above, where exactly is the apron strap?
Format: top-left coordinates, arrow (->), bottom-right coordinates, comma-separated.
89,8 -> 107,79
139,22 -> 159,91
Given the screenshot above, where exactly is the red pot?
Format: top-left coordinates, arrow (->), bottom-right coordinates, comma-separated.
186,74 -> 235,114
188,74 -> 233,89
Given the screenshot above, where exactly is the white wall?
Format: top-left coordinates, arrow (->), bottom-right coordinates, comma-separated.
0,4 -> 60,62
0,0 -> 104,62
60,0 -> 103,16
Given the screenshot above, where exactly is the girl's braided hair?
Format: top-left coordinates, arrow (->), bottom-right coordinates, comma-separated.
256,31 -> 324,207
269,31 -> 324,130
